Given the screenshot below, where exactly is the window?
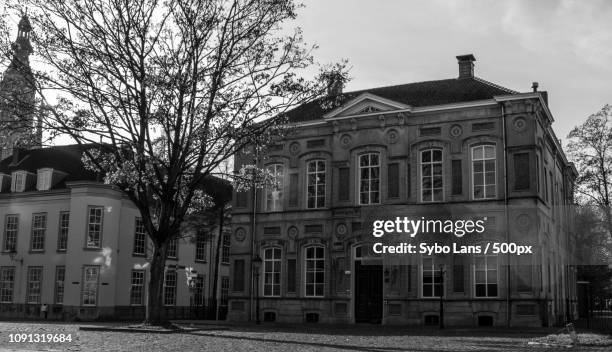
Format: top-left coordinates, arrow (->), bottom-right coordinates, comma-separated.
307,160 -> 326,208
36,168 -> 52,191
221,233 -> 230,264
233,259 -> 245,292
26,266 -> 43,304
191,275 -> 204,306
0,267 -> 15,303
163,270 -> 177,306
474,255 -> 498,297
472,145 -> 496,199
221,276 -> 229,306
421,149 -> 443,202
30,213 -> 47,251
57,212 -> 69,251
3,215 -> 18,252
86,207 -> 103,248
133,218 -> 147,256
167,237 -> 178,259
195,231 -> 206,261
265,164 -> 284,211
387,163 -> 399,198
305,246 -> 325,297
54,266 -> 65,304
82,266 -> 99,306
11,171 -> 26,192
130,270 -> 145,305
287,258 -> 297,294
422,257 -> 442,297
514,153 -> 530,190
263,247 -> 281,297
359,153 -> 380,205
516,255 -> 533,292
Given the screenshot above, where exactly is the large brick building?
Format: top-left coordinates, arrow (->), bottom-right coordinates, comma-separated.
228,54 -> 577,327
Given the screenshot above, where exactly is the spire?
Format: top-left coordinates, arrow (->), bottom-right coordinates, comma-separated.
9,14 -> 33,71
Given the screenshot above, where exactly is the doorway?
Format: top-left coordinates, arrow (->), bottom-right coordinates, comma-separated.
354,260 -> 383,323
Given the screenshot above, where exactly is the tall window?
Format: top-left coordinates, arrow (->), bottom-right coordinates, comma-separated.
86,207 -> 103,248
26,267 -> 43,304
221,276 -> 229,307
167,237 -> 178,259
163,270 -> 177,306
305,246 -> 325,297
359,153 -> 380,205
54,266 -> 65,304
30,213 -> 47,251
11,171 -> 26,192
3,215 -> 18,252
133,218 -> 147,256
36,168 -> 52,191
307,160 -> 326,208
263,247 -> 281,297
472,145 -> 496,199
422,257 -> 442,297
195,231 -> 206,261
0,267 -> 15,303
421,149 -> 443,202
82,266 -> 99,306
265,164 -> 284,211
191,275 -> 204,307
57,212 -> 69,251
130,270 -> 145,305
474,254 -> 498,297
221,233 -> 230,264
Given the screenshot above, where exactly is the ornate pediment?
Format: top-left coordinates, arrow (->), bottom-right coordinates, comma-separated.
323,93 -> 411,119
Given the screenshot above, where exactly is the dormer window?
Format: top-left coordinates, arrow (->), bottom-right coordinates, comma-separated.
37,168 -> 53,191
11,171 -> 26,192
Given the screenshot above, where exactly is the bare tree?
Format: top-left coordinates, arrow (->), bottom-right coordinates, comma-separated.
567,104 -> 612,243
0,0 -> 348,325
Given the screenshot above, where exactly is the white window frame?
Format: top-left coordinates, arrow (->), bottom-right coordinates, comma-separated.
82,266 -> 99,306
163,270 -> 177,306
221,233 -> 230,264
30,213 -> 47,252
26,266 -> 43,304
473,254 -> 498,298
3,214 -> 18,252
421,256 -> 443,298
195,231 -> 206,261
57,212 -> 69,251
306,160 -> 326,208
263,247 -> 281,297
36,168 -> 53,191
304,245 -> 325,297
358,153 -> 381,205
130,270 -> 145,306
420,149 -> 443,202
471,145 -> 497,199
0,266 -> 15,303
167,237 -> 178,259
54,266 -> 65,304
133,218 -> 147,256
11,171 -> 26,192
264,164 -> 284,212
85,206 -> 103,248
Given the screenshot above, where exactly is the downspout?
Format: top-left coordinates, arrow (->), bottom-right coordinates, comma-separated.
249,149 -> 258,321
501,103 -> 511,327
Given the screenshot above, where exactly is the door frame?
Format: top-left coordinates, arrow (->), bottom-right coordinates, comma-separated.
351,243 -> 384,324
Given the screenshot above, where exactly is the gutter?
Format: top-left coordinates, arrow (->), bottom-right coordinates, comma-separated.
501,103 -> 511,327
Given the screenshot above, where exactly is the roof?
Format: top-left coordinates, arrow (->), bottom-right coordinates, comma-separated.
285,76 -> 518,123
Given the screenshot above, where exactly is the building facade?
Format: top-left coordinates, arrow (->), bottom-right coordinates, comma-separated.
228,54 -> 578,327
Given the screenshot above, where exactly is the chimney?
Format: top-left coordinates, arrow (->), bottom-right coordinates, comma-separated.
456,54 -> 476,79
532,82 -> 538,92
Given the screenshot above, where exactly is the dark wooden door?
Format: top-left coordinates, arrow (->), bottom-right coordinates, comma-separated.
354,261 -> 383,323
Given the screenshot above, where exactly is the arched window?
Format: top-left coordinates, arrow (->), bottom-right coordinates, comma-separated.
306,160 -> 326,208
421,149 -> 443,202
304,246 -> 325,297
263,247 -> 281,297
265,164 -> 284,211
472,145 -> 496,199
358,153 -> 380,205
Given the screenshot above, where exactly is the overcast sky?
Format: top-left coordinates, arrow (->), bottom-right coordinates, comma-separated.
290,0 -> 612,143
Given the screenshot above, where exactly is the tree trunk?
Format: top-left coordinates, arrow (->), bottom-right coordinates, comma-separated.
209,208 -> 224,319
146,240 -> 168,326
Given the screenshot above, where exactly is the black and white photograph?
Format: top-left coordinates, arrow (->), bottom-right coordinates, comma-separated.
0,0 -> 611,351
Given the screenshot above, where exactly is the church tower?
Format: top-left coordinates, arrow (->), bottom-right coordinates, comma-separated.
0,14 -> 39,161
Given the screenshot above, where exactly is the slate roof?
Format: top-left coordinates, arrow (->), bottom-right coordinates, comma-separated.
285,76 -> 518,123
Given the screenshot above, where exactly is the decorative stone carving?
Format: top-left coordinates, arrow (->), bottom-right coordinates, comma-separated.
385,129 -> 399,144
512,117 -> 527,132
516,214 -> 532,232
234,227 -> 246,242
287,226 -> 298,240
340,134 -> 352,149
449,124 -> 463,138
289,141 -> 301,156
336,223 -> 348,240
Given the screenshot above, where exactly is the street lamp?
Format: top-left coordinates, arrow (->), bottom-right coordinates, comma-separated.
252,254 -> 262,324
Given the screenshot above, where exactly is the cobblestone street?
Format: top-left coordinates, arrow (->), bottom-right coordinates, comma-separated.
0,322 -> 610,351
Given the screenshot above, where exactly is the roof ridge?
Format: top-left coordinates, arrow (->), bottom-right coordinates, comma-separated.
473,76 -> 518,94
342,78 -> 457,96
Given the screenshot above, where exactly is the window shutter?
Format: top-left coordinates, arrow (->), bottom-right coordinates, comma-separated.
287,259 -> 296,293
514,153 -> 530,190
289,173 -> 298,207
338,167 -> 349,201
451,159 -> 462,195
387,163 -> 399,198
233,259 -> 245,292
453,256 -> 464,292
